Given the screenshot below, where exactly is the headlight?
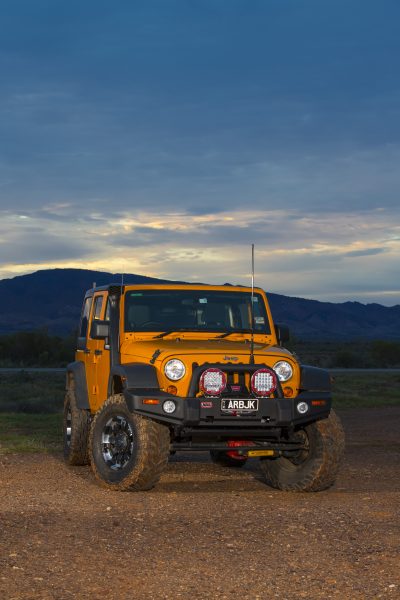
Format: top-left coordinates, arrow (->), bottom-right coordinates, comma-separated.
273,360 -> 293,382
164,359 -> 186,381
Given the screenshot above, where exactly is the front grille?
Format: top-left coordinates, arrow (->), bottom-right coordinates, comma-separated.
189,362 -> 282,398
222,370 -> 250,397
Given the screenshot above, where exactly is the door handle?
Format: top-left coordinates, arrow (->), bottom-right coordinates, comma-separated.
94,350 -> 103,356
83,348 -> 91,354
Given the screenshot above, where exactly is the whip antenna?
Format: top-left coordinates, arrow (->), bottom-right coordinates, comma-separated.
249,243 -> 255,365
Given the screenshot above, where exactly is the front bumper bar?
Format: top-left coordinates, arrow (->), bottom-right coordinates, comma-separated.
123,388 -> 331,432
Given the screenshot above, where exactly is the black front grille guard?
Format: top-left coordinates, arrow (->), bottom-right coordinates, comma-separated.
188,362 -> 284,399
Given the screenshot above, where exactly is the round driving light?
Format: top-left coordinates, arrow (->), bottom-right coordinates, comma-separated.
297,401 -> 309,414
251,368 -> 277,397
163,400 -> 176,414
273,360 -> 293,382
200,368 -> 227,396
164,359 -> 186,381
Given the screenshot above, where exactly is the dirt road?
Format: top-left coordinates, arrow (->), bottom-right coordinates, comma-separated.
1,408 -> 399,600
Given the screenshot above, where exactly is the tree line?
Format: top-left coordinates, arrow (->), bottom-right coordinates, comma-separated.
0,331 -> 76,367
289,338 -> 400,369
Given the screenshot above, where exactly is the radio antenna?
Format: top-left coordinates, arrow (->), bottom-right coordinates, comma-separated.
249,243 -> 255,365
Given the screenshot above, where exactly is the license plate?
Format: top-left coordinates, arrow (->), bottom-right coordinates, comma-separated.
221,398 -> 259,413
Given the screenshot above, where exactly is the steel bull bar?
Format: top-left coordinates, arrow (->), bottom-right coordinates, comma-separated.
123,388 -> 331,427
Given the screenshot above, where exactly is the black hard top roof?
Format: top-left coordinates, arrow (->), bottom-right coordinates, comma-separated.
84,282 -> 258,297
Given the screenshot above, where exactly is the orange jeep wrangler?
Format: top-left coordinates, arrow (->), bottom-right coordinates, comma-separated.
64,283 -> 344,491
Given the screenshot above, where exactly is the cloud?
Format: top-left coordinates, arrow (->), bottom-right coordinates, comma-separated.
0,2 -> 400,304
0,205 -> 399,304
0,212 -> 94,263
343,247 -> 387,258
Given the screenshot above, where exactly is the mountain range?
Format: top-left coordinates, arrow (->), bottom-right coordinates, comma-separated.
0,268 -> 399,340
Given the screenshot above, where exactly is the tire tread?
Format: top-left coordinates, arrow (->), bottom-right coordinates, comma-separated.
63,387 -> 91,466
260,410 -> 345,492
89,395 -> 170,491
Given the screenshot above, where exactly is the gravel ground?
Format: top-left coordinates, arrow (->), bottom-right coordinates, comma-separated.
0,407 -> 399,600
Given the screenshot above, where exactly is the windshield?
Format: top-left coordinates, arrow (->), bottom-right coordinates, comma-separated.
124,290 -> 270,334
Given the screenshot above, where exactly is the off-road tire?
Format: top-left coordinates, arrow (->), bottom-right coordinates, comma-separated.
260,410 -> 345,492
89,394 -> 170,491
63,387 -> 91,466
209,450 -> 247,468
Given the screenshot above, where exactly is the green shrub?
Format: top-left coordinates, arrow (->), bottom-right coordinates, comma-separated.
370,340 -> 400,367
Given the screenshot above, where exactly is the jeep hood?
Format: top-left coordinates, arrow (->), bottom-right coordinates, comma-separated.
120,338 -> 293,363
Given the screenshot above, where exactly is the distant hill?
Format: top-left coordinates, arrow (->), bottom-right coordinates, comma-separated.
0,268 -> 399,340
269,292 -> 400,340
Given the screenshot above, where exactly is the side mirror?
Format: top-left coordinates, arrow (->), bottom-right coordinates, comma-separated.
275,322 -> 290,346
90,319 -> 110,340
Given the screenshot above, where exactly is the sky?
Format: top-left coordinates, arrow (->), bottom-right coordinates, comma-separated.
0,0 -> 399,305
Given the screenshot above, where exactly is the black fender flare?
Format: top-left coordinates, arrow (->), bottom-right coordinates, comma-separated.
66,361 -> 90,409
108,363 -> 160,396
300,365 -> 331,392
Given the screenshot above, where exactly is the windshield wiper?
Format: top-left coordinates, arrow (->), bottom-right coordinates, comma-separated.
214,330 -> 249,339
153,329 -> 185,339
154,329 -> 252,339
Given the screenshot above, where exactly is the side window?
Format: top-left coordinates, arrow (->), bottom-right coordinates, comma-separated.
104,298 -> 110,321
92,296 -> 103,320
79,297 -> 93,338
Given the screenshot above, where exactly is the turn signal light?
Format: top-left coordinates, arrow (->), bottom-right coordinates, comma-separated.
283,386 -> 294,397
311,400 -> 326,406
143,398 -> 159,405
166,385 -> 178,395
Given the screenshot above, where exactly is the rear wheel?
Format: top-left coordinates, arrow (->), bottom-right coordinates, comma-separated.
210,450 -> 248,468
63,386 -> 91,466
89,394 -> 170,491
260,410 -> 345,492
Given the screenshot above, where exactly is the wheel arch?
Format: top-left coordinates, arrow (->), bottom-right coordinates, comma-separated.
107,363 -> 160,397
300,365 -> 331,392
66,361 -> 90,410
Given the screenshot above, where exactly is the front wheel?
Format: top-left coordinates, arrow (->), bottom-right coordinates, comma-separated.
89,395 -> 170,491
260,410 -> 345,492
